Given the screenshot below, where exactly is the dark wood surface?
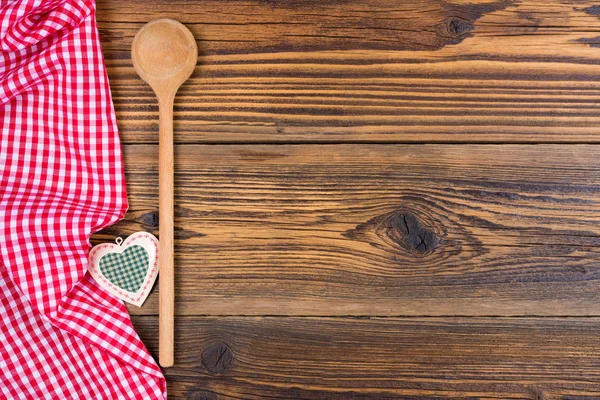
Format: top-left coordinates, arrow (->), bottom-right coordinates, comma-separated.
131,316 -> 600,399
98,0 -> 600,144
95,0 -> 600,398
103,144 -> 600,317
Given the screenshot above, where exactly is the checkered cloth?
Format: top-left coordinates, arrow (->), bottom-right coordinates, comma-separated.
100,245 -> 150,293
0,0 -> 166,397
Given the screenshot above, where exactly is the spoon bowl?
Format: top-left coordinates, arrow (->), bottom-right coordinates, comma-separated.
131,19 -> 197,368
132,19 -> 197,96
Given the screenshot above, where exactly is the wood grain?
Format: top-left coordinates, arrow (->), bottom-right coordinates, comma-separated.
131,315 -> 600,399
96,1 -> 600,396
99,0 -> 516,55
92,144 -> 600,317
97,0 -> 600,143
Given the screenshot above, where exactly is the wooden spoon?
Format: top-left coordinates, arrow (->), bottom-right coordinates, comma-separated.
131,19 -> 197,368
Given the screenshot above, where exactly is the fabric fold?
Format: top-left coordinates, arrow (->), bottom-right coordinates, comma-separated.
0,0 -> 166,397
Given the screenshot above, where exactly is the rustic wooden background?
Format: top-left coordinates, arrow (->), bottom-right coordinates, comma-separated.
94,0 -> 600,398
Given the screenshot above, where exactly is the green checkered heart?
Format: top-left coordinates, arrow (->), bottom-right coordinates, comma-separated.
99,245 -> 149,293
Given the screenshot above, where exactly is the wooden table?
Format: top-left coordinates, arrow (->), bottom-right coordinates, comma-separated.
94,1 -> 600,398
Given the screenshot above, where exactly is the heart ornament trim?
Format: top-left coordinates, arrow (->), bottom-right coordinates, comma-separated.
88,232 -> 159,307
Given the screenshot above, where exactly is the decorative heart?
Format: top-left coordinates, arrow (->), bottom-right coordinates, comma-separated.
88,232 -> 159,307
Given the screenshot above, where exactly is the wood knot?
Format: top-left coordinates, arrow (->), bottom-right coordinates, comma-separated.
446,17 -> 472,36
390,212 -> 438,254
580,5 -> 600,16
140,211 -> 159,228
186,390 -> 218,400
344,209 -> 440,256
201,342 -> 233,374
528,386 -> 546,400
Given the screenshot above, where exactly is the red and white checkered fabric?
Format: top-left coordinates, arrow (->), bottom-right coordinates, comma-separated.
0,0 -> 166,397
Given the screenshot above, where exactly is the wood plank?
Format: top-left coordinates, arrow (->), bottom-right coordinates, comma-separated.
92,144 -> 600,317
97,0 -> 600,143
131,315 -> 600,399
98,0 -> 522,55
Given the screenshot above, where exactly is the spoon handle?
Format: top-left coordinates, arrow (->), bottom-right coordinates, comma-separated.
158,94 -> 175,367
